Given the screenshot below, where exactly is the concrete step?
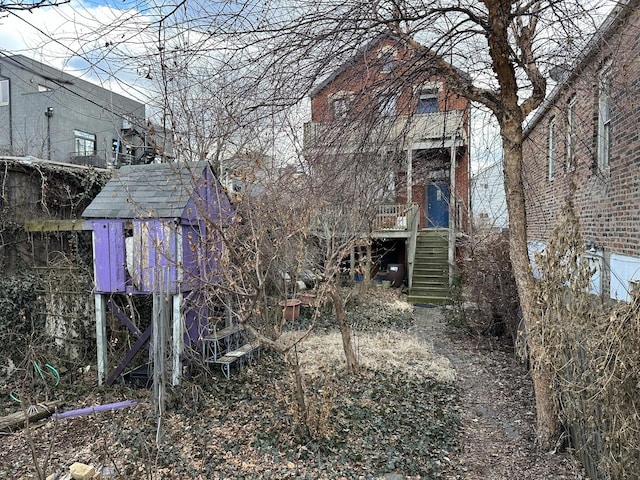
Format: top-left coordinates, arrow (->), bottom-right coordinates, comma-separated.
407,294 -> 451,305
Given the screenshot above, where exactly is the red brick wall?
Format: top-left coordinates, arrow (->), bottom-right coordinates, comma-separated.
311,37 -> 470,231
523,7 -> 640,260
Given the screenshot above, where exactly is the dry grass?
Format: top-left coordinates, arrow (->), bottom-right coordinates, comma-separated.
292,328 -> 455,382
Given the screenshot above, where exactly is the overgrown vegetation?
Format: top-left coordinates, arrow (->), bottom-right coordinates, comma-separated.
449,230 -> 520,341
1,295 -> 461,479
534,201 -> 640,479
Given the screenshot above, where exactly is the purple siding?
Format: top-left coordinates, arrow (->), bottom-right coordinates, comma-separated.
92,220 -> 125,293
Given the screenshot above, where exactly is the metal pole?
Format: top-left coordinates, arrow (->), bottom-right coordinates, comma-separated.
45,107 -> 53,160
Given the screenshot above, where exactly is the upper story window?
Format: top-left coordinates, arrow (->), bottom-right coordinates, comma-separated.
566,95 -> 576,171
0,79 -> 9,106
332,97 -> 349,119
378,94 -> 397,116
417,88 -> 439,113
548,117 -> 556,181
74,130 -> 96,155
378,46 -> 396,73
597,61 -> 612,170
329,91 -> 353,120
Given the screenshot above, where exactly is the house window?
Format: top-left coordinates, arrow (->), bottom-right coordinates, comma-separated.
379,46 -> 396,73
0,79 -> 9,106
548,117 -> 556,180
378,94 -> 397,116
332,97 -> 349,119
417,88 -> 439,113
74,130 -> 96,155
597,62 -> 612,170
566,95 -> 576,170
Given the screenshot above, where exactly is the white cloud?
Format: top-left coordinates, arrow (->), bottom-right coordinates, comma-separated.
0,0 -> 154,103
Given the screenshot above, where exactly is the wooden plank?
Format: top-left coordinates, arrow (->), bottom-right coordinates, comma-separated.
172,293 -> 183,386
23,219 -> 90,232
216,343 -> 259,363
95,294 -> 108,386
205,324 -> 242,341
106,325 -> 152,386
0,400 -> 63,431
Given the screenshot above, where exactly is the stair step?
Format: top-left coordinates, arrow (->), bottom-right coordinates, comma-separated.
410,231 -> 451,304
407,294 -> 451,305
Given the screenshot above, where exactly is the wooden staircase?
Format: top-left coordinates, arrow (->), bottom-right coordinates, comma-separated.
408,230 -> 451,305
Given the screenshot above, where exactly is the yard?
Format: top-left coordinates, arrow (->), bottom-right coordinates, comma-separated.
0,290 -> 585,479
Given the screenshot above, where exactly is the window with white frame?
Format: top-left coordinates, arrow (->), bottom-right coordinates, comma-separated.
548,117 -> 556,180
332,97 -> 349,119
74,130 -> 96,156
597,62 -> 612,170
0,79 -> 9,106
417,88 -> 439,113
378,94 -> 397,116
378,46 -> 396,73
566,95 -> 576,170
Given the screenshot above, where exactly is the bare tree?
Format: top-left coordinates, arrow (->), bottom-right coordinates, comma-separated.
0,0 -> 68,11
38,0 -> 617,448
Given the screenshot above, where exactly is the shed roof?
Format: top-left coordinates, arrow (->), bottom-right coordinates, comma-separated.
82,161 -> 213,219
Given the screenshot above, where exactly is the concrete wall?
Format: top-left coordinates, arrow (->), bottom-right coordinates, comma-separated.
0,55 -> 145,167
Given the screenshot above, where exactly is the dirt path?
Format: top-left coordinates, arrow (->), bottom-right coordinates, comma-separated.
412,306 -> 586,480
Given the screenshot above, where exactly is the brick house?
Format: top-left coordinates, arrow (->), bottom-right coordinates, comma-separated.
523,0 -> 640,301
304,34 -> 470,303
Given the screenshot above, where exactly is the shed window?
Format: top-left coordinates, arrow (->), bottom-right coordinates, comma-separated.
0,79 -> 9,106
74,130 -> 96,155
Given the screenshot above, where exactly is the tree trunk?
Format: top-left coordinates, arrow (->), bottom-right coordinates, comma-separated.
288,349 -> 309,437
329,287 -> 359,374
500,119 -> 558,449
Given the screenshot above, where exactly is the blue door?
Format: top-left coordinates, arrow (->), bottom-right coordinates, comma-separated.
427,182 -> 449,228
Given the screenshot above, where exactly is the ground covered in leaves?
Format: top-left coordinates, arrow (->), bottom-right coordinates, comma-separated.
0,291 -> 586,479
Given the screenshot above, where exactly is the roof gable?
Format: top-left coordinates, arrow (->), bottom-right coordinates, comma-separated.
310,34 -> 407,97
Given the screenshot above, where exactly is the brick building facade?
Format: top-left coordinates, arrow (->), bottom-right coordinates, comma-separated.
304,34 -> 469,300
306,34 -> 470,231
523,0 -> 640,301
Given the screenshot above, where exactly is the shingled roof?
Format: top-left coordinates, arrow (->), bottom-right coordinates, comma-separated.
82,161 -> 212,219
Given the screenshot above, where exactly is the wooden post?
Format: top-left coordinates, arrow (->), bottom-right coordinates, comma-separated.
407,146 -> 413,203
172,225 -> 183,386
448,134 -> 457,287
171,293 -> 183,386
94,293 -> 107,386
365,243 -> 372,283
350,247 -> 356,279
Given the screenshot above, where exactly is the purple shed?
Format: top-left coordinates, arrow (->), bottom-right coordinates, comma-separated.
82,161 -> 232,386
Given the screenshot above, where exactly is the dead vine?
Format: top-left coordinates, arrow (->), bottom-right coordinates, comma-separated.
533,198 -> 640,479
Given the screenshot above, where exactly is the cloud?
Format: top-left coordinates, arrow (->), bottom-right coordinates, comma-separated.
0,0 -> 153,103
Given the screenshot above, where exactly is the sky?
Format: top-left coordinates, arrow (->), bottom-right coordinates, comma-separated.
0,0 -> 153,102
0,0 -> 618,173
